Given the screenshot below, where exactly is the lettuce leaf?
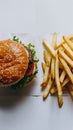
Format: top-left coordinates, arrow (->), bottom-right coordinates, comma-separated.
13,36 -> 22,43
27,43 -> 39,63
11,36 -> 39,89
11,69 -> 38,89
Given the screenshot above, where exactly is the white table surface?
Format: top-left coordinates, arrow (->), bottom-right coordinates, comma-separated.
0,0 -> 73,130
0,0 -> 73,34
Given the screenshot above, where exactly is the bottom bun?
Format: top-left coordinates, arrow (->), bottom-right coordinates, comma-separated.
24,77 -> 35,87
10,75 -> 35,89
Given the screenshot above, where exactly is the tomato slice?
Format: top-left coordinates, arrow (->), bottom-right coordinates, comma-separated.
25,61 -> 34,76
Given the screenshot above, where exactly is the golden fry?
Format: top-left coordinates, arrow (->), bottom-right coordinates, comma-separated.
50,87 -> 57,95
59,61 -> 63,69
42,39 -> 56,57
59,57 -> 73,83
55,55 -> 63,107
41,66 -> 49,87
63,36 -> 73,50
43,76 -> 52,99
62,44 -> 73,60
43,50 -> 51,66
51,58 -> 55,79
60,70 -> 66,83
56,35 -> 73,49
52,32 -> 57,49
62,77 -> 69,87
50,77 -> 69,95
41,62 -> 46,73
51,33 -> 57,79
59,50 -> 73,67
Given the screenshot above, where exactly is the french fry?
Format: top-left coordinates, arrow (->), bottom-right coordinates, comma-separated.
50,77 -> 69,95
51,58 -> 55,79
59,50 -> 73,67
62,44 -> 73,60
51,33 -> 57,79
43,76 -> 52,99
69,34 -> 73,40
43,50 -> 51,66
41,66 -> 49,87
59,57 -> 73,83
58,46 -> 64,51
60,70 -> 66,83
56,35 -> 73,49
59,61 -> 63,69
63,36 -> 73,50
41,62 -> 46,73
50,86 -> 57,95
55,55 -> 63,107
42,39 -> 56,57
56,40 -> 64,49
62,77 -> 69,87
52,32 -> 57,49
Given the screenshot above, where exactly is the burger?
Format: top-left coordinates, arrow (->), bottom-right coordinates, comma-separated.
0,36 -> 39,89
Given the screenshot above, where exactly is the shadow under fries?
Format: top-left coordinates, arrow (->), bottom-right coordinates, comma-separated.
0,79 -> 36,109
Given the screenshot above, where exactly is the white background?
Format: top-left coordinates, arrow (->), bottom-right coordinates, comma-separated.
0,0 -> 73,34
0,0 -> 73,130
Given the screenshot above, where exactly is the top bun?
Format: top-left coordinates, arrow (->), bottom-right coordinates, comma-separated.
0,40 -> 28,87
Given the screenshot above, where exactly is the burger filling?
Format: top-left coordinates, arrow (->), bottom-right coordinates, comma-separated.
11,36 -> 39,89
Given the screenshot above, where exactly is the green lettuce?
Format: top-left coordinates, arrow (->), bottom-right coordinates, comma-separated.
11,36 -> 39,89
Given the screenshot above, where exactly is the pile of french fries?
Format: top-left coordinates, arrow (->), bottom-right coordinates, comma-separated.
41,33 -> 73,108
